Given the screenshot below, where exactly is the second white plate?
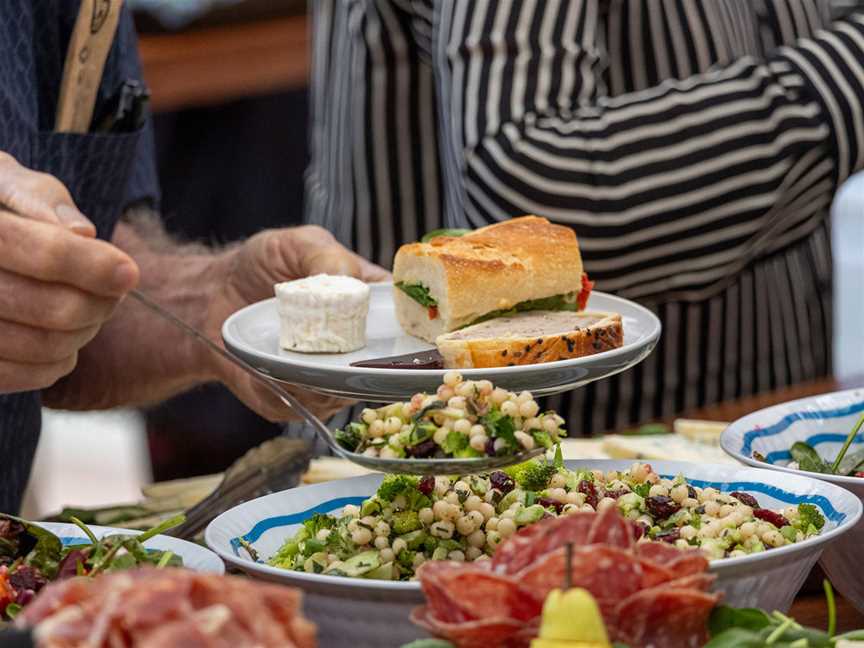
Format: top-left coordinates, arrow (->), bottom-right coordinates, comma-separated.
222,283 -> 661,402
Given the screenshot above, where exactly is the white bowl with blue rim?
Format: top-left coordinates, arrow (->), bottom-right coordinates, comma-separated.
205,459 -> 861,648
721,388 -> 864,613
39,522 -> 224,574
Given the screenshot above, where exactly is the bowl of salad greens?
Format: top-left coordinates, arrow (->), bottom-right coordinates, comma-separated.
206,459 -> 861,648
722,388 -> 864,615
0,514 -> 224,622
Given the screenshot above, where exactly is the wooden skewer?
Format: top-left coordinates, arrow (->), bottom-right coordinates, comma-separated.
55,0 -> 125,133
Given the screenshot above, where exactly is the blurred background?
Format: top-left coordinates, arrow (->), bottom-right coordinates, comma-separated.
19,0 -> 864,518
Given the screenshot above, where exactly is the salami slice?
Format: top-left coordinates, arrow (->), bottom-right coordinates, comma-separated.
587,507 -> 635,549
417,569 -> 477,624
411,606 -> 534,648
492,513 -> 595,575
665,552 -> 711,577
613,588 -> 719,648
635,557 -> 676,589
657,573 -> 717,592
634,541 -> 685,565
419,568 -> 542,622
517,545 -> 643,611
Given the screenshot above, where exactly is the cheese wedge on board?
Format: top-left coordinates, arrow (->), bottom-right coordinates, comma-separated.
600,434 -> 736,464
673,419 -> 729,446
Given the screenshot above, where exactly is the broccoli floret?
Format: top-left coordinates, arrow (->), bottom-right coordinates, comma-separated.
797,503 -> 826,533
392,510 -> 422,535
377,475 -> 420,502
531,430 -> 553,449
334,422 -> 366,452
376,475 -> 431,510
507,459 -> 558,491
302,513 -> 336,537
442,430 -> 468,454
397,549 -> 416,570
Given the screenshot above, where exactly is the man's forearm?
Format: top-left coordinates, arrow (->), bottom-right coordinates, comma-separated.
42,208 -> 229,410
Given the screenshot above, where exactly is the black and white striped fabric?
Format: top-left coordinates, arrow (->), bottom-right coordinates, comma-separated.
303,0 -> 864,439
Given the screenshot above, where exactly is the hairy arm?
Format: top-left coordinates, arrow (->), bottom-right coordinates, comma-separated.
41,209 -> 227,409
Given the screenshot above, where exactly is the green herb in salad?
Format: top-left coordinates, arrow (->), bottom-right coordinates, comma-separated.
267,462 -> 825,581
762,413 -> 864,477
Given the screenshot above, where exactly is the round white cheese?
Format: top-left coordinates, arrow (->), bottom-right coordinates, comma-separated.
275,274 -> 370,353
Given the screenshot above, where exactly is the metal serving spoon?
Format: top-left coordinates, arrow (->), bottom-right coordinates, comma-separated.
130,290 -> 546,476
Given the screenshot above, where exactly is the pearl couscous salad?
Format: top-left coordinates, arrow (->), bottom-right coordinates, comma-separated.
267,461 -> 826,580
333,372 -> 566,459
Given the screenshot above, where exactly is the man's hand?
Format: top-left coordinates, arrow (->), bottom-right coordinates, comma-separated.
221,225 -> 391,306
202,225 -> 390,422
0,153 -> 139,394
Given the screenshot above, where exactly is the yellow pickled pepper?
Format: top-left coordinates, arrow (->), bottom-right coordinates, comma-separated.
531,588 -> 612,648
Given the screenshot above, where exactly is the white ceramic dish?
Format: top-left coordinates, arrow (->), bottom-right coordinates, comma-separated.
721,388 -> 864,612
222,284 -> 661,402
205,460 -> 861,648
39,522 -> 225,574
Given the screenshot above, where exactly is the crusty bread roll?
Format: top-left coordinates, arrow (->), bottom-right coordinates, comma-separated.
436,310 -> 623,369
393,216 -> 587,343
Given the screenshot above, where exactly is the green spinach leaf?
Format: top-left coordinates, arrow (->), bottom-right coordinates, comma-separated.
395,282 -> 437,308
790,442 -> 831,474
708,605 -> 771,636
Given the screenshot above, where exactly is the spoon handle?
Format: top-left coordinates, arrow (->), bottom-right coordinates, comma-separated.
128,290 -> 343,455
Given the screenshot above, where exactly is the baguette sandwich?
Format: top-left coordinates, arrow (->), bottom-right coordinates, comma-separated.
393,216 -> 594,343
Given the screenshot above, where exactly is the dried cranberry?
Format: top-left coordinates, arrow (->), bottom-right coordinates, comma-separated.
538,497 -> 564,513
730,492 -> 759,508
490,471 -> 515,494
408,439 -> 438,458
603,488 -> 629,500
578,480 -> 599,508
9,566 -> 47,594
485,438 -> 498,456
655,528 -> 681,544
856,472 -> 864,478
646,496 -> 681,520
56,549 -> 90,580
753,508 -> 789,528
14,589 -> 35,606
0,519 -> 24,542
418,475 -> 435,496
633,522 -> 649,540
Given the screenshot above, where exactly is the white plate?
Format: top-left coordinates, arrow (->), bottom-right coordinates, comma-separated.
205,460 -> 861,648
39,522 -> 225,574
222,284 -> 661,402
721,388 -> 864,612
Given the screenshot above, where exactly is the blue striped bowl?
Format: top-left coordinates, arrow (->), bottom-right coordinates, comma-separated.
205,460 -> 860,648
722,388 -> 864,613
38,522 -> 225,574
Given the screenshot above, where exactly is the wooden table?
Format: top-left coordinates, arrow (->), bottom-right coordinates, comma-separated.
138,15 -> 309,113
682,375 -> 864,632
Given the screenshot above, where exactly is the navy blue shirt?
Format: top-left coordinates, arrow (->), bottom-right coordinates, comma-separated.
0,1 -> 161,513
